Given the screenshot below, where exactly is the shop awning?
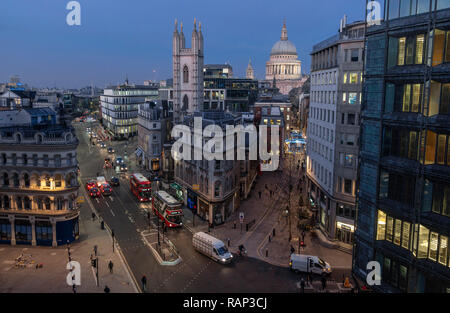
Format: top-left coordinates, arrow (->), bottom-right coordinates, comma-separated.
170,182 -> 183,191
135,147 -> 143,157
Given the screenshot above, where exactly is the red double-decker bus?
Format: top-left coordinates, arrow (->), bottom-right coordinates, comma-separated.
130,173 -> 151,202
152,190 -> 183,228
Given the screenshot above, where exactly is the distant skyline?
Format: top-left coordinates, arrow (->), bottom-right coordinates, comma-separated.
0,0 -> 368,88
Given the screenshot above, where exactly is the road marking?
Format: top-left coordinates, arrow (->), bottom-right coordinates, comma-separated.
110,209 -> 116,217
95,198 -> 99,203
109,196 -> 114,201
105,201 -> 110,207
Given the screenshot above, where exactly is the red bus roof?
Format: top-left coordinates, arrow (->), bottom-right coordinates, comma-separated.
131,173 -> 150,184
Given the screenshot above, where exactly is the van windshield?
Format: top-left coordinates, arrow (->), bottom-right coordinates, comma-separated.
318,258 -> 326,267
217,246 -> 229,255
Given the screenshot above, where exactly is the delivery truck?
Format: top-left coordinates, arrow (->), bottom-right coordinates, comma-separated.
289,254 -> 332,275
192,232 -> 233,264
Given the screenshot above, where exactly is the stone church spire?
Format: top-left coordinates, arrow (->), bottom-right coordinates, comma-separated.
246,58 -> 254,80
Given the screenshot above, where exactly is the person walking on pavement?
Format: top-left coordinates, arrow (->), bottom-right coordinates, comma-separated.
300,277 -> 306,293
141,275 -> 147,292
104,285 -> 110,293
108,260 -> 114,274
321,274 -> 327,291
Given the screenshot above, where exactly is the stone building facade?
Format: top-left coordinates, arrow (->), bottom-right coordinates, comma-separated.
172,19 -> 204,122
0,112 -> 79,246
306,19 -> 365,247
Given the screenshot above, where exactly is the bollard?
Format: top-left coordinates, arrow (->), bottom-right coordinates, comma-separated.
227,239 -> 230,247
265,248 -> 268,257
100,220 -> 104,230
234,221 -> 236,229
269,235 -> 271,242
272,228 -> 276,237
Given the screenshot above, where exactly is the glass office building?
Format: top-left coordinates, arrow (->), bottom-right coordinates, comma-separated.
353,0 -> 450,292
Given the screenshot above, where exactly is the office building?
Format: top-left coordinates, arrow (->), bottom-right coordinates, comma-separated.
306,18 -> 365,247
353,0 -> 450,292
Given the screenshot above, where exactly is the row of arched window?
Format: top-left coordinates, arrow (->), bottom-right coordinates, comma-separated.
0,195 -> 73,211
175,163 -> 238,198
1,172 -> 77,188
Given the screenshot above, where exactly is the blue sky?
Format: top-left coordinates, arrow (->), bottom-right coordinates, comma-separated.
0,0 -> 367,88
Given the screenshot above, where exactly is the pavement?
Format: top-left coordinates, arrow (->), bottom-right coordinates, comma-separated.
0,193 -> 137,293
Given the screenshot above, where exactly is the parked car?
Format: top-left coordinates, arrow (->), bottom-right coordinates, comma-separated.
108,147 -> 115,154
85,180 -> 96,191
99,142 -> 106,148
192,232 -> 233,264
110,176 -> 120,186
89,187 -> 101,198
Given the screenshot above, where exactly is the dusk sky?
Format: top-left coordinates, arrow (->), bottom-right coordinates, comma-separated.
1,0 -> 368,88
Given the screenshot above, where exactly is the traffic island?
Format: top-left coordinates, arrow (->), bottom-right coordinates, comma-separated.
141,229 -> 182,266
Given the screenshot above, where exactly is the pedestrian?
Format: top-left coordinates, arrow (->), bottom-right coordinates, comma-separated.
300,277 -> 306,293
104,285 -> 110,293
290,245 -> 295,254
321,274 -> 327,290
141,275 -> 147,292
258,191 -> 262,199
108,260 -> 114,273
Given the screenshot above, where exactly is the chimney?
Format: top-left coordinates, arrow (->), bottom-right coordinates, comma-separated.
343,14 -> 347,27
340,18 -> 343,33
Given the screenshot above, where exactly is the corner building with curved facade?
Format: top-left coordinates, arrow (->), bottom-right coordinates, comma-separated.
0,108 -> 79,246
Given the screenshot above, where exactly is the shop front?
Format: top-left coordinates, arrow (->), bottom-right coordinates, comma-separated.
198,198 -> 209,221
0,218 -> 11,244
187,189 -> 198,214
15,219 -> 32,245
55,215 -> 79,246
335,219 -> 354,244
151,158 -> 160,171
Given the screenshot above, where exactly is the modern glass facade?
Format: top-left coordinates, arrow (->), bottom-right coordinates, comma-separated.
353,2 -> 450,292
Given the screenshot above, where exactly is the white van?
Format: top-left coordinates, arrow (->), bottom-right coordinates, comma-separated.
192,232 -> 233,264
289,254 -> 332,275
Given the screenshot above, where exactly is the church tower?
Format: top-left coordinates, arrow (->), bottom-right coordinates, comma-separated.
246,59 -> 254,80
172,18 -> 204,122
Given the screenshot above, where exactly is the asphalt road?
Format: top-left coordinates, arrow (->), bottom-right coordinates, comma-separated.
74,122 -> 346,293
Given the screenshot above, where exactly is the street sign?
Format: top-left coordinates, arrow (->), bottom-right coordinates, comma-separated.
239,212 -> 244,223
192,184 -> 200,190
